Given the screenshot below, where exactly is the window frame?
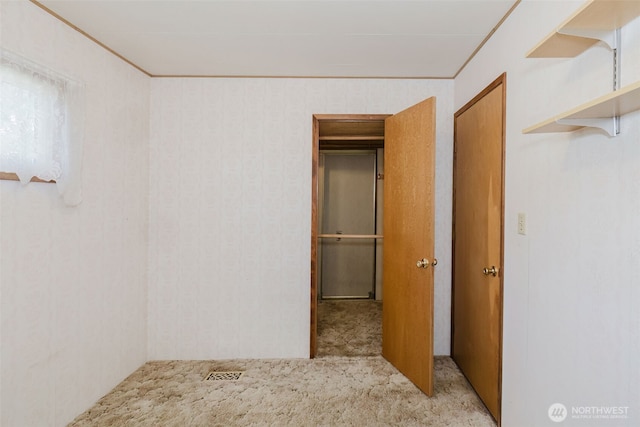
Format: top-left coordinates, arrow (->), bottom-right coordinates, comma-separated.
1,51 -> 70,185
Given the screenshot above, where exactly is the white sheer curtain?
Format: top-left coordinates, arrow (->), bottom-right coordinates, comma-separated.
0,50 -> 84,206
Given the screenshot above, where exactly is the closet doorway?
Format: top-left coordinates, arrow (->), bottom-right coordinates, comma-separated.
311,115 -> 388,357
310,99 -> 438,399
311,99 -> 437,396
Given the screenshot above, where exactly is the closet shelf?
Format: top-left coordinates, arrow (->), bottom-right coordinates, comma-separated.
523,80 -> 640,135
319,136 -> 384,141
527,0 -> 640,58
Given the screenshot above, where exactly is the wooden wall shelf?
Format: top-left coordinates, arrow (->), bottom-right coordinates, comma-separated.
523,80 -> 640,135
524,0 -> 640,135
527,0 -> 640,58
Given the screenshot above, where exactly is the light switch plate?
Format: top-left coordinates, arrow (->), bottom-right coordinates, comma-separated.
517,213 -> 527,235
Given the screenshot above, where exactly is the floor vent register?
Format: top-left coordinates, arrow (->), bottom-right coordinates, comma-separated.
204,371 -> 244,381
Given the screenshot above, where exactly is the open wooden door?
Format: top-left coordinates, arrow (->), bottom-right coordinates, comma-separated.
382,97 -> 436,396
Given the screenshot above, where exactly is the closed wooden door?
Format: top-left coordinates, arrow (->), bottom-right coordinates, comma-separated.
382,97 -> 436,396
452,75 -> 505,421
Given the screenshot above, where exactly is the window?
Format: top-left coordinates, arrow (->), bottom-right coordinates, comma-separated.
0,50 -> 84,205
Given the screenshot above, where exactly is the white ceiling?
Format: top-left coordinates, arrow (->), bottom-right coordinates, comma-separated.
37,0 -> 519,78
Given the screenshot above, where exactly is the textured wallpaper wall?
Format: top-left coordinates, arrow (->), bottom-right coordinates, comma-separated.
456,2 -> 640,426
148,78 -> 454,359
0,2 -> 150,426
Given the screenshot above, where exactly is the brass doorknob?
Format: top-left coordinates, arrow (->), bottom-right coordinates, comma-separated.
416,258 -> 438,269
483,266 -> 498,277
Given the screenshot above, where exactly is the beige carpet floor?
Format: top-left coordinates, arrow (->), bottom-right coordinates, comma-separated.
69,300 -> 496,426
317,299 -> 382,357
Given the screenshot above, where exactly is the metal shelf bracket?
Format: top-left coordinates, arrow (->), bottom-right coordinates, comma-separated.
556,118 -> 617,136
557,27 -> 616,50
